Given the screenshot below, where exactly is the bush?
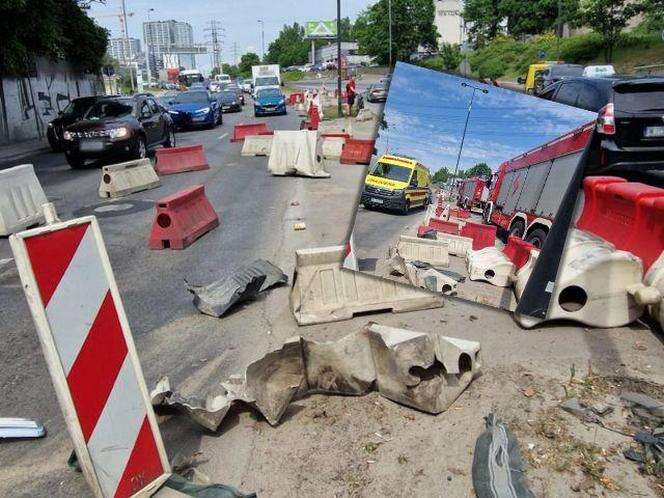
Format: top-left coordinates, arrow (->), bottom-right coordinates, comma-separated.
476,58 -> 508,79
282,70 -> 305,82
559,33 -> 605,63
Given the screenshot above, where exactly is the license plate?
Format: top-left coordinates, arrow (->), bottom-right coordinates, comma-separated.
644,126 -> 664,138
371,197 -> 384,204
79,140 -> 104,152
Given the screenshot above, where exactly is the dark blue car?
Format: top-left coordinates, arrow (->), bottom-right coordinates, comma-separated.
167,90 -> 222,129
254,88 -> 286,117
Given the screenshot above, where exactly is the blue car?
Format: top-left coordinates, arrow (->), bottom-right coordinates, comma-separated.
254,88 -> 287,117
167,90 -> 222,129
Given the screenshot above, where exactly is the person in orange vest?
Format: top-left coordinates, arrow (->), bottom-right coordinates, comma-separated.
346,77 -> 357,114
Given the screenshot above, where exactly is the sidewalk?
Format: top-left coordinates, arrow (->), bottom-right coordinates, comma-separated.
0,138 -> 50,168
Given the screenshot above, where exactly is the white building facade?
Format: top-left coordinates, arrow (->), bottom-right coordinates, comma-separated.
107,37 -> 142,64
434,0 -> 466,46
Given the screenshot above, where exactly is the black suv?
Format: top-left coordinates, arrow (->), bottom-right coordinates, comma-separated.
539,76 -> 664,174
63,94 -> 175,169
47,96 -> 115,152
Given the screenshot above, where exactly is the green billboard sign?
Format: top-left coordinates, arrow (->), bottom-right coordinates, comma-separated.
305,20 -> 338,39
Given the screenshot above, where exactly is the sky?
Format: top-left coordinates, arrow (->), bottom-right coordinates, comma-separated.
378,62 -> 597,173
88,0 -> 373,74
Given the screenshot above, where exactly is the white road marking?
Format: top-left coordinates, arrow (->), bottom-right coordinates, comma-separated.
218,133 -> 228,140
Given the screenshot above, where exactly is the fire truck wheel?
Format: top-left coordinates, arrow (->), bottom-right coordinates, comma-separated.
509,220 -> 526,239
525,228 -> 548,248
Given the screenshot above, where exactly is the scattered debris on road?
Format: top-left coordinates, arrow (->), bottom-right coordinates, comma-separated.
0,418 -> 46,439
151,322 -> 481,430
186,259 -> 287,318
293,222 -> 306,231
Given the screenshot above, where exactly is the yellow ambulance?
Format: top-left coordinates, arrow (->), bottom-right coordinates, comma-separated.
361,154 -> 431,214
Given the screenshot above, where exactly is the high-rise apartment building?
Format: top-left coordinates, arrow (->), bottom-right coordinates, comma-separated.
143,20 -> 196,74
108,37 -> 142,64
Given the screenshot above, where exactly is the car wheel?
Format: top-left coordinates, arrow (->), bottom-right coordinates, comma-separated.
400,201 -> 410,215
525,228 -> 548,248
509,220 -> 526,239
66,154 -> 86,169
164,127 -> 176,148
134,136 -> 147,160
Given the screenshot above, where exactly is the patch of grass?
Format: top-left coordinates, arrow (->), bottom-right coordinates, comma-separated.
363,441 -> 380,454
322,105 -> 358,120
282,70 -> 305,82
397,454 -> 408,464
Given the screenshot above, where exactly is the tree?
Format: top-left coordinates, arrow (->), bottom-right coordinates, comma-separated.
238,52 -> 260,77
221,63 -> 240,78
354,0 -> 438,66
462,163 -> 492,178
578,0 -> 645,61
500,0 -> 579,38
432,167 -> 451,184
639,0 -> 663,32
265,23 -> 309,68
439,43 -> 463,71
0,0 -> 108,76
463,0 -> 503,46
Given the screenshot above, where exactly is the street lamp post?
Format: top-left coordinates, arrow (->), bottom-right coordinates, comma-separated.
337,0 -> 342,117
452,82 -> 488,181
258,20 -> 265,61
388,0 -> 393,68
121,0 -> 135,93
144,8 -> 155,87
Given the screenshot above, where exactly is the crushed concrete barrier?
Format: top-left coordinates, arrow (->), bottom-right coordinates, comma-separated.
514,229 -> 644,328
268,130 -> 330,178
290,245 -> 444,325
0,164 -> 48,236
432,232 -> 474,259
98,158 -> 160,198
241,134 -> 273,157
151,322 -> 480,431
389,235 -> 450,268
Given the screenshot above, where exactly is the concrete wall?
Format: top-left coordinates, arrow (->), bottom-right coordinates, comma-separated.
0,58 -> 102,145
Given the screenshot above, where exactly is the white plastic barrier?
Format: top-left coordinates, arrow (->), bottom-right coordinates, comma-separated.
98,158 -> 160,199
321,137 -> 345,160
0,164 -> 47,236
629,252 -> 664,330
390,236 -> 450,267
467,247 -> 515,287
514,229 -> 644,328
268,130 -> 330,178
241,134 -> 273,157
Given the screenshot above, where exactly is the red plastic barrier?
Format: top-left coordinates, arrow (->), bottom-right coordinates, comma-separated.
149,185 -> 219,250
428,218 -> 460,235
417,225 -> 437,239
155,145 -> 209,175
340,139 -> 375,165
321,133 -> 350,140
577,176 -> 664,270
435,205 -> 444,218
461,221 -> 497,250
502,236 -> 538,270
449,208 -> 471,219
287,92 -> 304,105
231,123 -> 272,142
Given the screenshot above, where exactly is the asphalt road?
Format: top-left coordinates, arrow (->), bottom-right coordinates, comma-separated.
1,88 -> 663,498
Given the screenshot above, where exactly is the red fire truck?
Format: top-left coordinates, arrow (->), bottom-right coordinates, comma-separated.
457,176 -> 488,210
483,122 -> 594,247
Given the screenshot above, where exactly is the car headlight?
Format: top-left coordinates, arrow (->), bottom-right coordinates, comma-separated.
168,110 -> 179,115
197,107 -> 211,114
108,127 -> 130,140
48,122 -> 54,128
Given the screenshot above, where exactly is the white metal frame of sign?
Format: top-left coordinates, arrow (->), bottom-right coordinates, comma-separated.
10,213 -> 170,498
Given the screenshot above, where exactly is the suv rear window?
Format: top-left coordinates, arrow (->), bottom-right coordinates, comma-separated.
614,83 -> 664,112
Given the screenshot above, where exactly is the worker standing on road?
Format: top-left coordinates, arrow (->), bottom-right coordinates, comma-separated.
346,77 -> 356,115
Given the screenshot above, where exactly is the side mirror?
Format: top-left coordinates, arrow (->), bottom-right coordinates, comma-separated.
517,77 -> 525,84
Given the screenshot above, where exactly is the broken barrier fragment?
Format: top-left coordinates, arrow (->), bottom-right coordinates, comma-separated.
0,418 -> 46,439
290,245 -> 444,325
98,158 -> 160,199
387,251 -> 458,295
0,164 -> 48,236
241,134 -> 273,157
151,323 -> 481,431
268,130 -> 330,178
186,259 -> 287,318
389,235 -> 450,268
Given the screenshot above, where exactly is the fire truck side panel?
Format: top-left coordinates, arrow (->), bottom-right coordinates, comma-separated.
515,160 -> 552,214
502,168 -> 529,216
534,151 -> 583,219
495,170 -> 514,208
462,181 -> 476,201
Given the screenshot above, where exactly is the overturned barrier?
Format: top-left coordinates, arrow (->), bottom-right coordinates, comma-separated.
231,122 -> 272,142
241,134 -> 274,157
149,185 -> 219,250
467,236 -> 539,287
290,246 -> 445,325
268,130 -> 330,178
461,221 -> 497,251
321,137 -> 346,160
389,236 -> 450,267
98,158 -> 160,198
0,164 -> 48,236
155,144 -> 209,175
151,322 -> 480,430
514,229 -> 644,328
340,139 -> 375,165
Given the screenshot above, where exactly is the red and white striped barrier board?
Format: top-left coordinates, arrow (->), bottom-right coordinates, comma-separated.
10,216 -> 170,498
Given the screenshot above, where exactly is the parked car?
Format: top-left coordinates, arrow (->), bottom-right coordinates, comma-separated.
254,87 -> 286,116
366,82 -> 388,103
219,89 -> 242,113
62,95 -> 175,169
166,90 -> 222,129
47,96 -> 113,152
534,64 -> 584,95
539,76 -> 664,174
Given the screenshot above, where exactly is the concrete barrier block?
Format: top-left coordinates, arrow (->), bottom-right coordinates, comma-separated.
290,246 -> 444,325
0,164 -> 47,236
390,235 -> 450,267
435,233 -> 474,259
467,247 -> 516,287
241,135 -> 273,157
98,158 -> 161,199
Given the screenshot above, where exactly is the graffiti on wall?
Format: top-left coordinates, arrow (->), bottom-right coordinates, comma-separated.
36,74 -> 72,117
